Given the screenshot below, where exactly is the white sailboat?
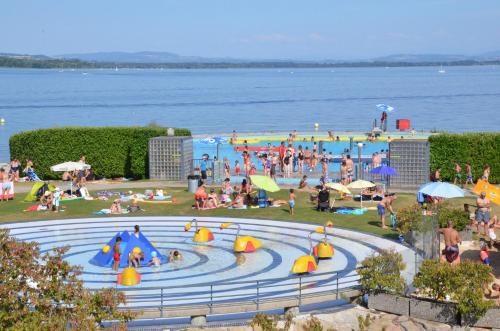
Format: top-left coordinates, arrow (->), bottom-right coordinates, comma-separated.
438,65 -> 446,74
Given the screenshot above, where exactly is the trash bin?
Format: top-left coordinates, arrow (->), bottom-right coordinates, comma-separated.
187,175 -> 201,193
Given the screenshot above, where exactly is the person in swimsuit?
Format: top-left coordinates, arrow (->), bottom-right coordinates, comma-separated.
476,191 -> 491,235
288,189 -> 295,215
465,161 -> 473,185
113,237 -> 122,271
279,141 -> 286,175
9,159 -> 20,182
453,163 -> 462,185
346,155 -> 354,184
297,145 -> 304,174
234,160 -> 241,176
439,220 -> 461,265
482,164 -> 491,182
270,153 -> 278,180
223,157 -> 231,178
298,175 -> 308,190
377,194 -> 396,229
304,147 -> 311,169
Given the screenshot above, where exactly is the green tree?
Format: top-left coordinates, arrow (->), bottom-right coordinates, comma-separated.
0,229 -> 135,330
358,249 -> 406,295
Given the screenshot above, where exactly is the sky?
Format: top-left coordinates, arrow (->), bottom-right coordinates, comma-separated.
1,0 -> 500,60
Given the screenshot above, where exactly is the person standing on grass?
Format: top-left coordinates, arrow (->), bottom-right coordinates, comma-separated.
483,164 -> 491,182
377,194 -> 396,229
465,161 -> 474,185
453,163 -> 462,185
476,191 -> 491,236
288,189 -> 296,215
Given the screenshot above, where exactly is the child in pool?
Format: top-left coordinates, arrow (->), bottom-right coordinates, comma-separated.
289,189 -> 296,215
148,251 -> 161,267
169,250 -> 183,262
112,237 -> 122,271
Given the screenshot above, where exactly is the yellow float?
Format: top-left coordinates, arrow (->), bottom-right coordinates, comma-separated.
117,267 -> 141,286
184,219 -> 214,243
102,245 -> 110,253
220,222 -> 262,253
291,227 -> 322,274
312,223 -> 334,259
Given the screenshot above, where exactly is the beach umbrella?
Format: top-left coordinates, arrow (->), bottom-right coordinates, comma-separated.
418,182 -> 464,199
200,137 -> 228,160
370,165 -> 398,175
249,175 -> 280,193
50,161 -> 91,172
472,179 -> 500,205
347,180 -> 376,207
325,182 -> 351,195
50,161 -> 91,194
376,104 -> 395,112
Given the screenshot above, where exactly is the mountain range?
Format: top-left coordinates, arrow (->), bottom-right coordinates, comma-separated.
55,50 -> 500,64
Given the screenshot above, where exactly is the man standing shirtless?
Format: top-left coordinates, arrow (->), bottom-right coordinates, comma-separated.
377,194 -> 396,229
439,220 -> 461,265
476,191 -> 491,236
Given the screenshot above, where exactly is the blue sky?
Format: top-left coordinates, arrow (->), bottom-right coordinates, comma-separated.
1,0 -> 499,59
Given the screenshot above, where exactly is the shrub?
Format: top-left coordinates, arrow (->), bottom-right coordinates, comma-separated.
436,202 -> 469,232
9,126 -> 191,179
396,203 -> 424,234
413,259 -> 493,323
358,249 -> 406,295
429,133 -> 500,183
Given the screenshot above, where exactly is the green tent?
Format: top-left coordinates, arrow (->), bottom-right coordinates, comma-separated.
24,182 -> 54,202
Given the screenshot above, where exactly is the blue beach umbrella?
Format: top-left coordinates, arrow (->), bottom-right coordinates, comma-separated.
200,137 -> 228,160
376,104 -> 395,112
418,182 -> 464,199
370,165 -> 398,175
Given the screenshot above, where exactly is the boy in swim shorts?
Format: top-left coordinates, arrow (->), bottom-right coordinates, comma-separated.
113,236 -> 122,271
289,189 -> 296,215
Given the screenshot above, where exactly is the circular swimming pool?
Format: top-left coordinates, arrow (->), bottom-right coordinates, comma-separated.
3,217 -> 411,310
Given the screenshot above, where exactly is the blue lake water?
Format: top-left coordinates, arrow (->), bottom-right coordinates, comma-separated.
1,66 -> 500,160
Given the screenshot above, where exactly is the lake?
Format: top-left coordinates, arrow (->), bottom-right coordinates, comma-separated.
1,66 -> 499,159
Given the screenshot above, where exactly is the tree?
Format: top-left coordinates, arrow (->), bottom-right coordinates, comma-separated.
0,229 -> 135,330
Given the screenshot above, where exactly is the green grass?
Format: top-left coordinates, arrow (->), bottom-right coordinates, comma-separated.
1,186 -> 498,241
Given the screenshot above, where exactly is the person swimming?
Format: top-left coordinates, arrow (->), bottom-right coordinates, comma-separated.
148,250 -> 161,267
169,250 -> 183,262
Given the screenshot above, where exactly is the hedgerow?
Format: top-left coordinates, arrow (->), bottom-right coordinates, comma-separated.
9,127 -> 191,179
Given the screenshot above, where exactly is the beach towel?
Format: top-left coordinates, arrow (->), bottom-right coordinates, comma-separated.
227,205 -> 247,210
93,209 -> 129,215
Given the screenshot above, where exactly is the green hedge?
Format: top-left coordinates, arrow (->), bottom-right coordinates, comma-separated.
429,133 -> 500,184
9,127 -> 191,179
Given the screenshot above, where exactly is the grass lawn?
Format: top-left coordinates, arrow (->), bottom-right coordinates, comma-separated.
2,185 -> 498,241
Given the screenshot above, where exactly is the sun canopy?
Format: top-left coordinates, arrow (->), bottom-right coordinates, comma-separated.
370,165 -> 398,176
347,180 -> 376,189
325,182 -> 351,194
249,175 -> 280,192
418,182 -> 464,199
472,179 -> 500,205
50,162 -> 91,172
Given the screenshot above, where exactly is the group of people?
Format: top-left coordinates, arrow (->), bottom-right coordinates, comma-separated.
433,163 -> 491,185
112,225 -> 182,272
193,177 -> 290,211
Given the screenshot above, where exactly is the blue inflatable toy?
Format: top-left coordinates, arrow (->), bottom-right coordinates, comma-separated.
90,230 -> 166,267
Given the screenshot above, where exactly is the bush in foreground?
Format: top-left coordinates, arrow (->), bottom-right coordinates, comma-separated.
0,228 -> 135,330
9,126 -> 191,179
358,249 -> 406,295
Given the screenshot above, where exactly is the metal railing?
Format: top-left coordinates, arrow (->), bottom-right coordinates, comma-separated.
111,269 -> 361,316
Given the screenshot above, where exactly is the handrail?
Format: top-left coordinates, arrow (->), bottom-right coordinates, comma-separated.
102,268 -> 362,315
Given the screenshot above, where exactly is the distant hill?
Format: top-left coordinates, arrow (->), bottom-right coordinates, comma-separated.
2,50 -> 500,68
58,51 -> 249,64
57,50 -> 500,64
